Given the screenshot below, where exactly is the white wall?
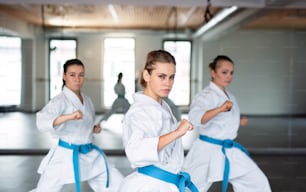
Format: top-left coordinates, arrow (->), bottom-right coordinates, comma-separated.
193,30 -> 306,115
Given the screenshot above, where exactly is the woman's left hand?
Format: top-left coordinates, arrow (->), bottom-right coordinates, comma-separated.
93,124 -> 102,133
240,116 -> 248,126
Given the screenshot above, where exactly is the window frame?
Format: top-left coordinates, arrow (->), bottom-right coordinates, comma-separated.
162,39 -> 192,106
48,37 -> 78,99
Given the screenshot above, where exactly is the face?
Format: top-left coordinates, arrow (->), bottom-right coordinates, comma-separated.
211,60 -> 234,90
143,62 -> 176,103
63,64 -> 85,93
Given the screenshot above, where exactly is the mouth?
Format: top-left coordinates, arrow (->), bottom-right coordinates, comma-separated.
162,89 -> 171,94
74,84 -> 82,88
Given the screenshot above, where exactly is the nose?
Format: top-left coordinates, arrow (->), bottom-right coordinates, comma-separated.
76,75 -> 81,82
164,78 -> 173,86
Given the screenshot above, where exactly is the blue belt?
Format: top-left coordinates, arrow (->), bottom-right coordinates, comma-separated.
199,135 -> 250,192
58,139 -> 109,192
138,165 -> 199,192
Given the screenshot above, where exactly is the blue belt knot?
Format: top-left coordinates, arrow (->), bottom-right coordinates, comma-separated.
178,171 -> 197,191
199,135 -> 250,192
138,165 -> 198,192
223,139 -> 234,148
58,139 -> 109,192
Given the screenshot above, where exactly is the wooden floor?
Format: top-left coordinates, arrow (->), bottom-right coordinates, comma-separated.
0,112 -> 306,192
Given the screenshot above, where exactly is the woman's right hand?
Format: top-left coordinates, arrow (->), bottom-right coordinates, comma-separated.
53,110 -> 83,127
158,119 -> 193,151
175,119 -> 193,137
70,110 -> 83,120
220,100 -> 233,112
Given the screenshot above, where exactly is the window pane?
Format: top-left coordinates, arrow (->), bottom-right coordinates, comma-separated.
103,38 -> 135,107
164,40 -> 191,106
49,39 -> 77,99
0,36 -> 21,106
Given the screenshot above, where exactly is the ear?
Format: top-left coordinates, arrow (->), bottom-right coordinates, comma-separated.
143,69 -> 150,82
210,70 -> 215,79
63,73 -> 66,81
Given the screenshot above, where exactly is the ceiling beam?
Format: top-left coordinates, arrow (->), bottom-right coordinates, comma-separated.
0,0 -> 306,8
193,6 -> 238,38
0,0 -> 266,8
197,8 -> 263,41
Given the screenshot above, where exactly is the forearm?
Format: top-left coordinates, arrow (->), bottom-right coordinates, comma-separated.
201,107 -> 222,124
157,119 -> 193,151
157,130 -> 181,151
53,114 -> 72,127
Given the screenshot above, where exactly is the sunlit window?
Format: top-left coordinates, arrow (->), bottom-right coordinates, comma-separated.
0,36 -> 21,106
163,40 -> 191,106
103,38 -> 135,107
49,39 -> 77,99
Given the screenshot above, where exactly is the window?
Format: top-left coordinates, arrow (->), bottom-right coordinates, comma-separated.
163,40 -> 191,106
49,39 -> 77,99
0,36 -> 21,106
103,38 -> 135,107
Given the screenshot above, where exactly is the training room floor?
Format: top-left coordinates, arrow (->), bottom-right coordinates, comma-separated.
0,112 -> 306,192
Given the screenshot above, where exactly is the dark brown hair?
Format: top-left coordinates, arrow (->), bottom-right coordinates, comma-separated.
208,55 -> 233,71
62,58 -> 84,89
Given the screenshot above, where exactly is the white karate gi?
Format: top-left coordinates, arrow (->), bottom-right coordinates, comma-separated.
183,82 -> 271,192
119,92 -> 184,192
34,86 -> 123,192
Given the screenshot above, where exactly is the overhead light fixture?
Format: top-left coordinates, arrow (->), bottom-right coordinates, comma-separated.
193,6 -> 238,38
108,4 -> 119,23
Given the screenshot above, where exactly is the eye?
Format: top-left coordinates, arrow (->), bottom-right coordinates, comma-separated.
170,75 -> 175,80
158,74 -> 166,79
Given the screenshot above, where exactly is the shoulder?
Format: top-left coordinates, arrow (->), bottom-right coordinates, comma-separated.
38,92 -> 67,114
129,101 -> 160,113
126,101 -> 162,120
194,86 -> 218,100
49,92 -> 66,105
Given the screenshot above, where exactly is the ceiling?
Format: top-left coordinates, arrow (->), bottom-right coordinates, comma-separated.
0,0 -> 306,37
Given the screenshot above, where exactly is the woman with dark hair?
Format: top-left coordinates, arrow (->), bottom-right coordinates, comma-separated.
33,58 -> 123,192
119,50 -> 198,192
183,55 -> 271,192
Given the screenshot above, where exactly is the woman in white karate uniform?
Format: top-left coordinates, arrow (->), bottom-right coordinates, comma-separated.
33,59 -> 123,192
183,55 -> 272,192
119,50 -> 198,192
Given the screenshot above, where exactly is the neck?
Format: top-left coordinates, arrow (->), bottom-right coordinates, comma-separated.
144,89 -> 162,104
